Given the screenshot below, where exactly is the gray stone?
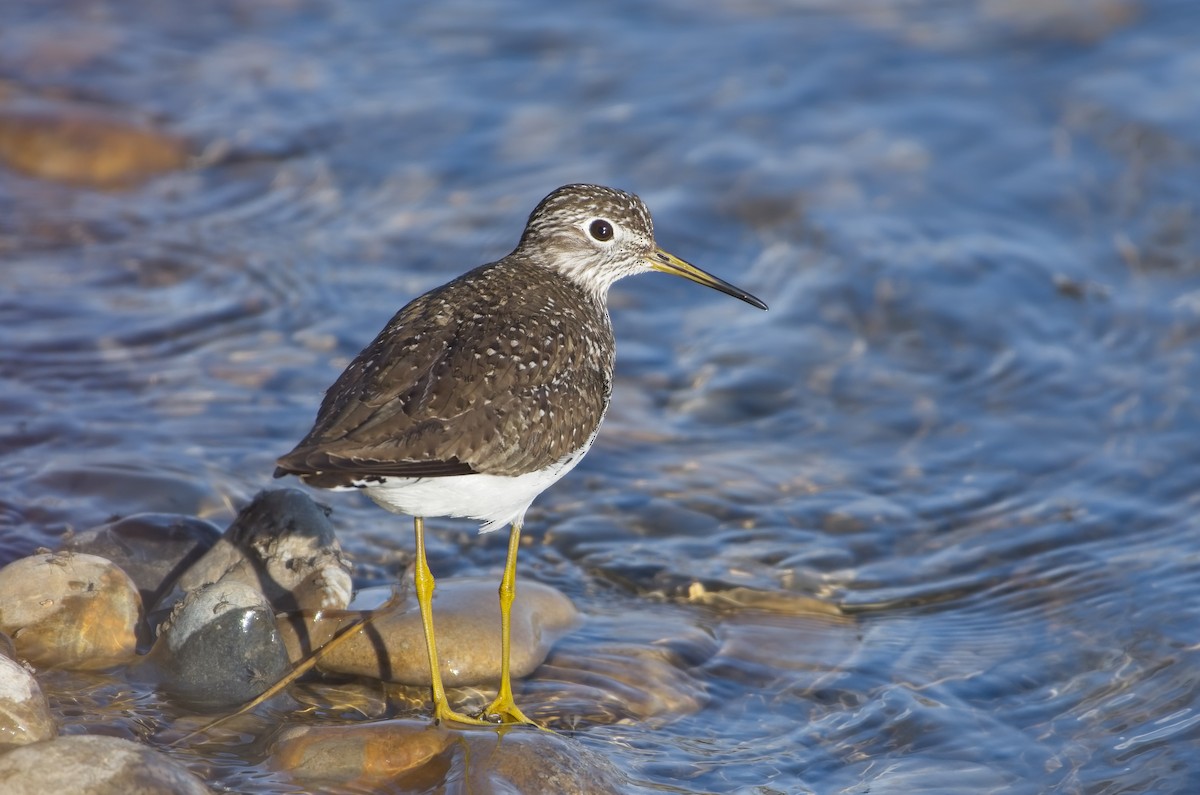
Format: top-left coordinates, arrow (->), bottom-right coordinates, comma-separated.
0,734 -> 211,794
142,581 -> 290,711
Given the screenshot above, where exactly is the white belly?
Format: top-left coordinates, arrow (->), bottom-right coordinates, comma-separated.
353,435 -> 596,532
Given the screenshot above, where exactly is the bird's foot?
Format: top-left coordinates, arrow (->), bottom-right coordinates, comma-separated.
433,701 -> 496,728
480,695 -> 546,730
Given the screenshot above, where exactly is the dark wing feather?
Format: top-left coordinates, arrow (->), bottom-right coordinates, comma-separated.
275,260 -> 613,483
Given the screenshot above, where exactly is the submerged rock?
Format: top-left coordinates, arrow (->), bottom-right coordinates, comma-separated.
309,578 -> 578,688
461,727 -> 629,795
270,720 -> 454,788
0,734 -> 211,794
0,655 -> 56,751
685,582 -> 844,617
0,552 -> 140,670
531,642 -> 709,727
0,98 -> 189,188
142,580 -> 291,711
270,719 -> 628,794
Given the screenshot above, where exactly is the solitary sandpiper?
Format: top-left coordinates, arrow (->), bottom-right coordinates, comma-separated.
275,183 -> 767,726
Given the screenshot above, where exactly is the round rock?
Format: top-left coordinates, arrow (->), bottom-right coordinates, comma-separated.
0,655 -> 56,750
315,578 -> 578,687
270,719 -> 627,794
142,580 -> 291,711
0,735 -> 211,795
0,552 -> 140,670
0,98 -> 189,188
460,728 -> 629,795
270,719 -> 453,788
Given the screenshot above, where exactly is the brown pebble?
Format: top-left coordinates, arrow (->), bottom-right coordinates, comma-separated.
271,717 -> 628,793
0,99 -> 188,188
270,720 -> 454,787
0,552 -> 140,670
312,578 -> 578,687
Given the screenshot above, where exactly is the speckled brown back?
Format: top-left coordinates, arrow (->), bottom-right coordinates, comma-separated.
275,257 -> 615,483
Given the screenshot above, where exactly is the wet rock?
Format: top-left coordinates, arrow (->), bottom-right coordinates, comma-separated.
462,728 -> 629,795
312,578 -> 578,687
0,98 -> 189,188
63,513 -> 222,612
0,552 -> 139,670
288,679 -> 393,721
275,602 -> 348,662
30,460 -> 223,530
685,582 -> 844,618
533,642 -> 708,727
154,489 -> 352,628
142,580 -> 291,711
270,719 -> 627,794
713,608 -> 859,679
505,608 -> 725,728
270,719 -> 454,788
821,493 -> 915,535
0,734 -> 211,795
0,655 -> 56,750
522,594 -> 848,729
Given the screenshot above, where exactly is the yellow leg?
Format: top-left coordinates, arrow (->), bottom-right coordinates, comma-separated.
413,516 -> 491,727
482,521 -> 538,726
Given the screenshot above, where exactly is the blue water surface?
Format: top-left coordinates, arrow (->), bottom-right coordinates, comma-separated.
2,1 -> 1200,792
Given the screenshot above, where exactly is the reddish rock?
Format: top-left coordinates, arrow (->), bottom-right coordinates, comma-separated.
0,99 -> 188,188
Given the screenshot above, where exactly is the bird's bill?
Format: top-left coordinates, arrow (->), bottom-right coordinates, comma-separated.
648,248 -> 768,310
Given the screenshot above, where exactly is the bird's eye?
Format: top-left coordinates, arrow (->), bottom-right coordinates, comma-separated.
589,219 -> 614,241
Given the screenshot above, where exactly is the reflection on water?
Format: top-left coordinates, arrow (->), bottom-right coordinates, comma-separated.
4,0 -> 1200,791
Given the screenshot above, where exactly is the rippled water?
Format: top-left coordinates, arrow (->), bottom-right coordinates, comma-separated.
4,0 -> 1200,792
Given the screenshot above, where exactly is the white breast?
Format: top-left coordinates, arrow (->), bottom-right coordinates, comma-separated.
352,429 -> 599,533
